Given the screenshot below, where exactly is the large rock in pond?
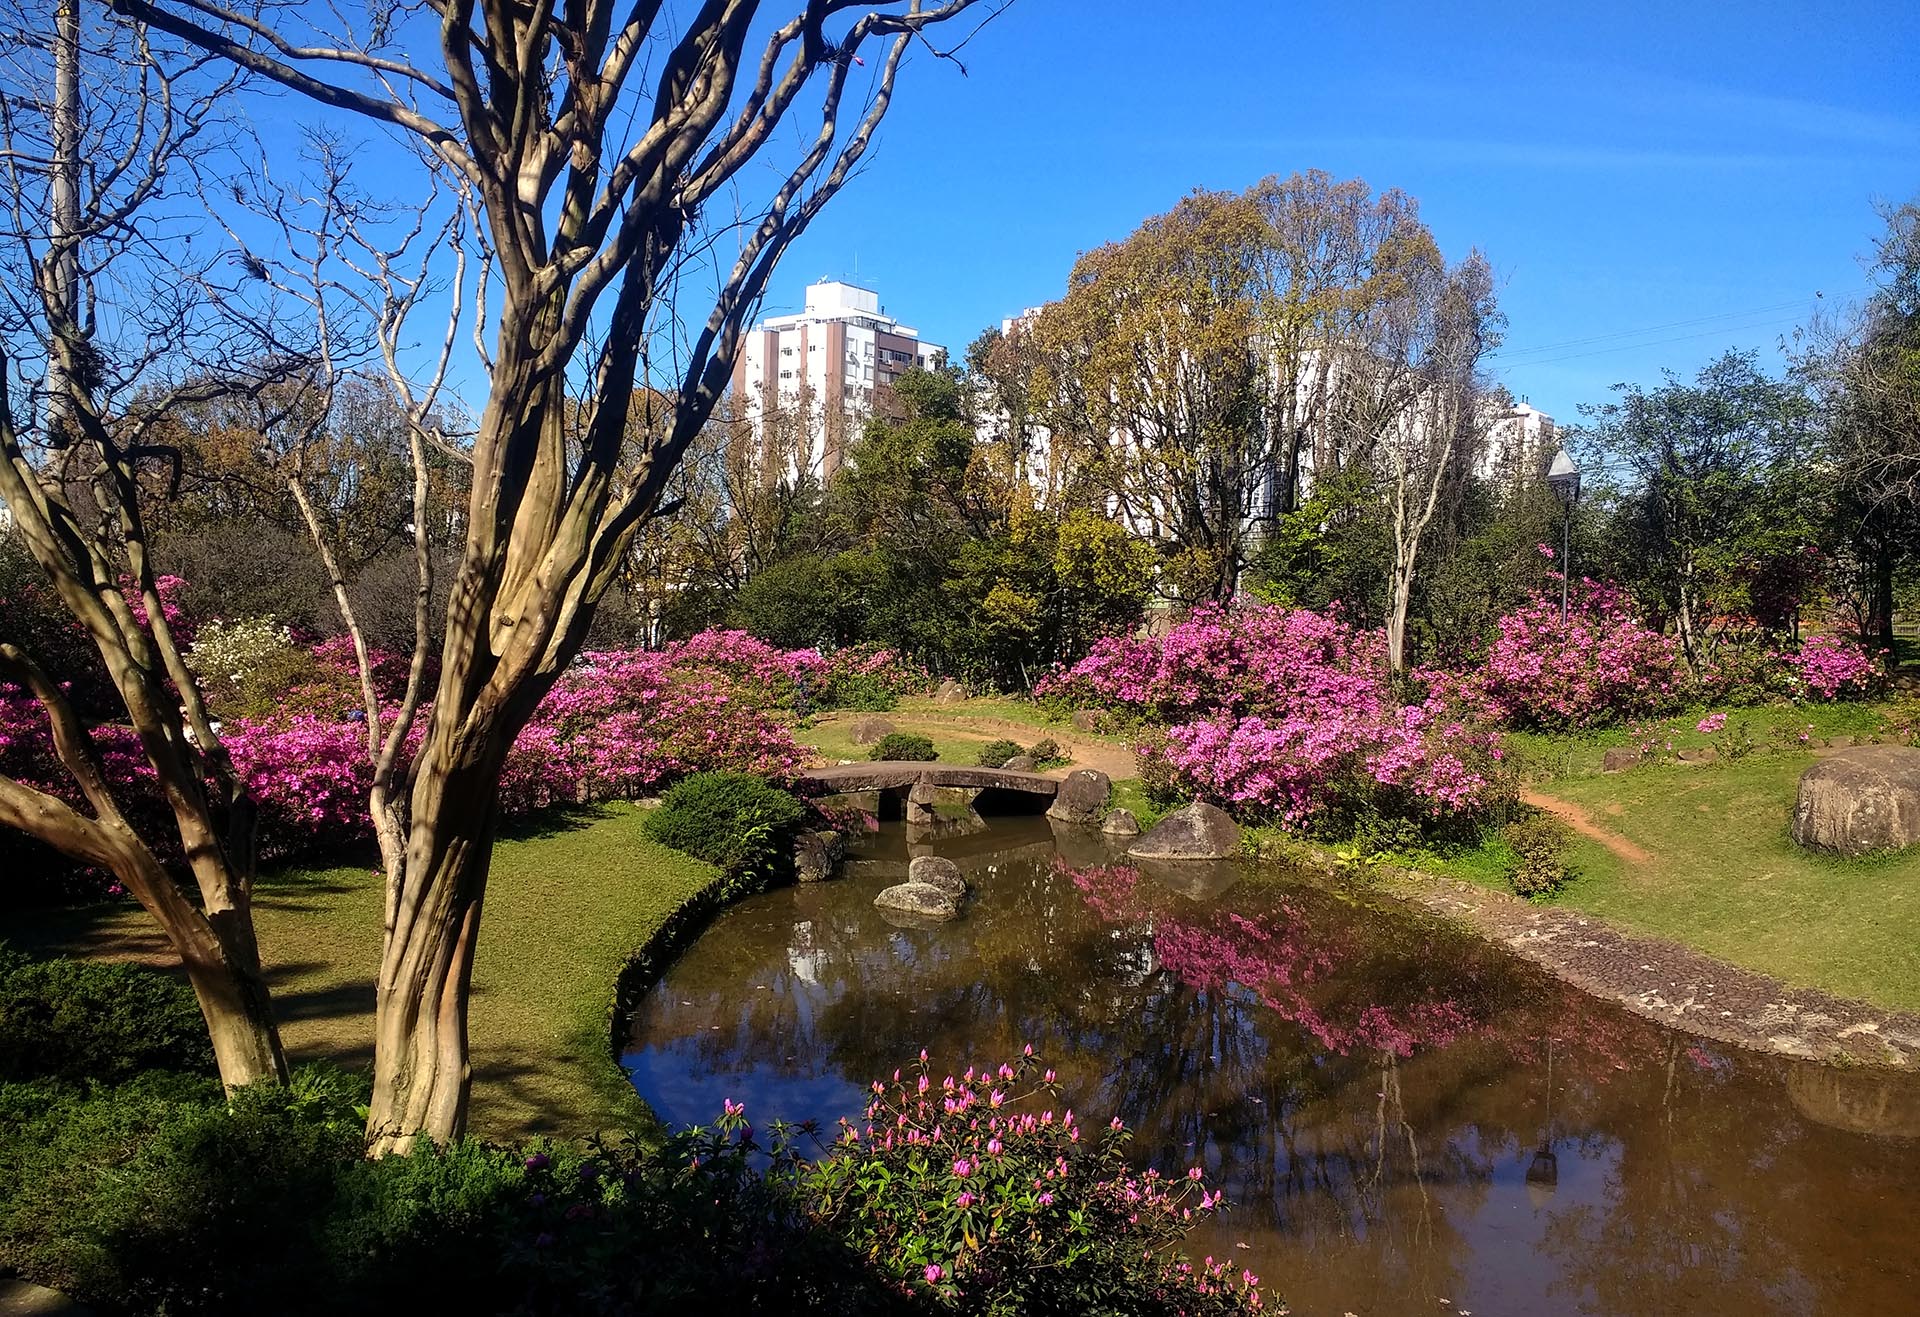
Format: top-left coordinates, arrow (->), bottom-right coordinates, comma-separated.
1791,746 -> 1920,857
1101,807 -> 1141,837
1128,801 -> 1240,861
1046,768 -> 1111,824
907,854 -> 968,899
793,829 -> 844,883
848,716 -> 896,746
874,881 -> 960,922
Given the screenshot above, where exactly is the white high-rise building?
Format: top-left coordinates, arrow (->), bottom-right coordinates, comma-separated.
1477,399 -> 1557,488
731,280 -> 946,481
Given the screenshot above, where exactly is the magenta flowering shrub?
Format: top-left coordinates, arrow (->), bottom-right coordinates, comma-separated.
1466,581 -> 1683,730
658,630 -> 929,712
1041,605 -> 1505,827
795,1048 -> 1263,1314
1788,634 -> 1883,701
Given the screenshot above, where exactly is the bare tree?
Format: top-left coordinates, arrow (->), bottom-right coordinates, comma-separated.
0,0 -> 290,1087
114,0 -> 1005,1148
1336,251 -> 1500,673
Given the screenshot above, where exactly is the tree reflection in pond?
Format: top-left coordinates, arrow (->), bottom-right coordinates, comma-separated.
622,817 -> 1920,1316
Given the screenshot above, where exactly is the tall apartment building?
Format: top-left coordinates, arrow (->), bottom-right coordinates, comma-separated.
1476,400 -> 1558,490
731,280 -> 946,482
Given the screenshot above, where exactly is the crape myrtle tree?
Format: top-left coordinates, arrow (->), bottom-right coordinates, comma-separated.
112,0 -> 1006,1150
0,0 -> 301,1089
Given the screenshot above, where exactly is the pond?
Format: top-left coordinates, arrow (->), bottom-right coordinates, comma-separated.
622,815 -> 1920,1316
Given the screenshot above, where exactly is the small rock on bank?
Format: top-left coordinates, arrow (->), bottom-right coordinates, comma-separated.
1101,808 -> 1141,837
1046,768 -> 1111,824
1127,801 -> 1240,861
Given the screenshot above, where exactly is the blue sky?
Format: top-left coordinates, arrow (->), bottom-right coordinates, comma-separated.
765,0 -> 1920,423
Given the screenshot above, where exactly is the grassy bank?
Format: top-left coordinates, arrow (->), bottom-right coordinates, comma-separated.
6,804 -> 716,1140
1528,754 -> 1920,1012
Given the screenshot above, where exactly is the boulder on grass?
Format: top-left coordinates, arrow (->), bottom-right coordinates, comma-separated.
793,830 -> 844,883
934,679 -> 969,705
907,854 -> 968,899
1101,807 -> 1141,837
849,716 -> 897,746
1002,754 -> 1038,772
1046,768 -> 1111,824
1791,746 -> 1920,857
874,881 -> 959,922
1601,748 -> 1639,773
1128,801 -> 1240,861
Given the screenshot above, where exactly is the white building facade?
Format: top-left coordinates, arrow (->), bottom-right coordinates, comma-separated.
731,280 -> 946,482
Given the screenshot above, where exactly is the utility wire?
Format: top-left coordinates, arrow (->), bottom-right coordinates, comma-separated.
1489,297 -> 1816,361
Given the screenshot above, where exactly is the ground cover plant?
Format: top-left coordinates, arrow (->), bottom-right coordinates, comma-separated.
0,943 -> 1266,1317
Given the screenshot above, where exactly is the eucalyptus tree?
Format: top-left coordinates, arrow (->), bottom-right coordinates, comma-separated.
110,0 -> 1005,1149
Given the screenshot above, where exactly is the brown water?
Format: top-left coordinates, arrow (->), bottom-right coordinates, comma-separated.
622,816 -> 1920,1316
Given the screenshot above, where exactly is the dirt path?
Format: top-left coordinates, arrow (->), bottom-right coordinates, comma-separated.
1521,788 -> 1653,864
1370,863 -> 1920,1070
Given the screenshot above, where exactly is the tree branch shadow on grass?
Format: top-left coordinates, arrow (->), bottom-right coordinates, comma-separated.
496,802 -> 621,842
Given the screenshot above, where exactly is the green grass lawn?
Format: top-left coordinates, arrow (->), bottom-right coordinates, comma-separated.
6,804 -> 717,1140
1504,700 -> 1892,780
1484,750 -> 1920,1012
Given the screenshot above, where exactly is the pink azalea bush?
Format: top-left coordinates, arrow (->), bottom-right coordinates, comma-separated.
1040,604 -> 1505,828
796,1048 -> 1263,1313
1462,581 -> 1683,730
1787,634 -> 1883,701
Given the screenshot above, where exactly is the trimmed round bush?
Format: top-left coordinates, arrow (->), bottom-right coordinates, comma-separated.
641,772 -> 809,894
975,738 -> 1023,768
1500,814 -> 1577,899
869,733 -> 936,762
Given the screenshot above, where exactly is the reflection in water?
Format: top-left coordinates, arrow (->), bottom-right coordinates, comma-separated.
623,816 -> 1920,1316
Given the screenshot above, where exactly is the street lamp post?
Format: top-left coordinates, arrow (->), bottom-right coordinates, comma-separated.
1546,448 -> 1582,622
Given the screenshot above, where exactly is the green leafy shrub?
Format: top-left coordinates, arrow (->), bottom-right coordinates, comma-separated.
0,1068 -> 363,1313
869,733 -> 936,762
975,738 -> 1024,767
817,671 -> 900,713
1027,737 -> 1068,768
1500,814 -> 1578,899
0,945 -> 213,1084
642,772 -> 808,896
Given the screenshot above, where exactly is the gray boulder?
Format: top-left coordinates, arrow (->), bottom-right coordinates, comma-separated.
1071,708 -> 1111,734
1601,747 -> 1639,773
1128,801 -> 1240,861
874,881 -> 960,921
848,716 -> 897,746
907,854 -> 968,899
1101,807 -> 1141,837
793,829 -> 845,883
1046,768 -> 1111,824
1002,754 -> 1039,772
934,679 -> 969,705
1791,746 -> 1920,857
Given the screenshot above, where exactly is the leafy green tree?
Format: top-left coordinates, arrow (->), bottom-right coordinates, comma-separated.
1576,351 -> 1819,667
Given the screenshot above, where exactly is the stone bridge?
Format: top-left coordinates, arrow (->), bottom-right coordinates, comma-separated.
796,761 -> 1058,817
